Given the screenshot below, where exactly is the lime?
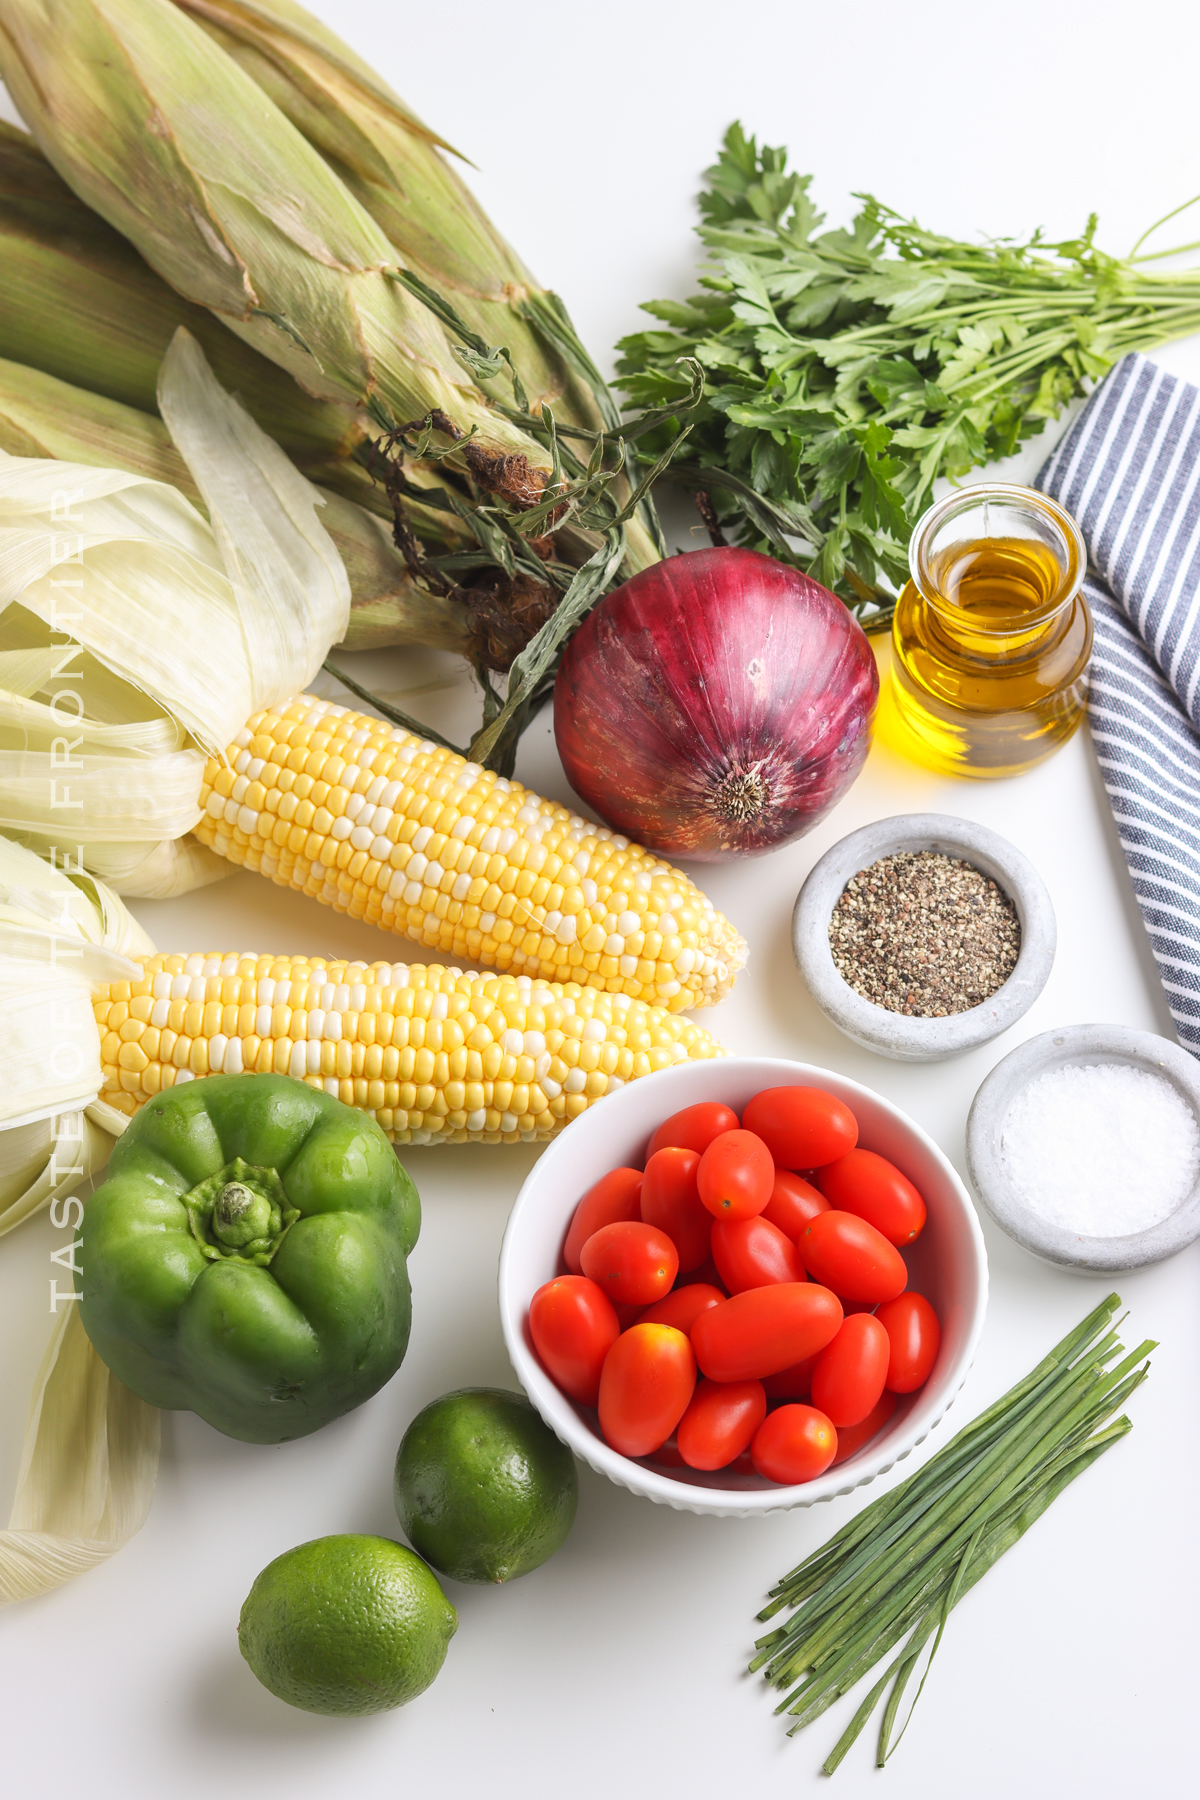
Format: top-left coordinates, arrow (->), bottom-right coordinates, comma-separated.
395,1387 -> 578,1585
238,1534 -> 456,1715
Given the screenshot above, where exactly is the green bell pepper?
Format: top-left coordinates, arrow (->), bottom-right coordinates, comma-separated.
77,1074 -> 420,1444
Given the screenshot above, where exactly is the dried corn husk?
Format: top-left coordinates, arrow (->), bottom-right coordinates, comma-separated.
0,329 -> 350,893
0,838 -> 148,1131
0,0 -> 559,507
0,357 -> 473,654
0,835 -> 158,1606
1,1306 -> 160,1605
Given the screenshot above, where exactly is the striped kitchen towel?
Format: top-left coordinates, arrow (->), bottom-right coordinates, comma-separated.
1037,352 -> 1200,1053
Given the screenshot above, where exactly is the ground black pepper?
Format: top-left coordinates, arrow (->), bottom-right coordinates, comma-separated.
828,850 -> 1020,1017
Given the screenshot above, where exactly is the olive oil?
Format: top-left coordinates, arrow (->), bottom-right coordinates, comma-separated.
886,488 -> 1092,779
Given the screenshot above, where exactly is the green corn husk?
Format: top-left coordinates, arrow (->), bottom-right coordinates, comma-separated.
175,0 -> 603,428
0,116 -> 656,662
0,0 -> 560,507
0,119 -> 476,528
0,356 -> 474,653
166,0 -> 662,576
0,116 -> 363,465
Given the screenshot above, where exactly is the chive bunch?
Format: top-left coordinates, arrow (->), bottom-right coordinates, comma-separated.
752,1294 -> 1151,1773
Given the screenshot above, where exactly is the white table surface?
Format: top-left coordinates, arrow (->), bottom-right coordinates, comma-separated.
4,2 -> 1200,1794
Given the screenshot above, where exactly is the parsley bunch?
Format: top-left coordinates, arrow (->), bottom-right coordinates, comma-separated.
616,124 -> 1200,619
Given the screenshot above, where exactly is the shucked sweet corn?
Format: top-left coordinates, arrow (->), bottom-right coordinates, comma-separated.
95,953 -> 727,1146
194,696 -> 748,1013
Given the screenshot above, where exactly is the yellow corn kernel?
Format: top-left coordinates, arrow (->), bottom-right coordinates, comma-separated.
92,953 -> 726,1146
194,698 -> 746,1012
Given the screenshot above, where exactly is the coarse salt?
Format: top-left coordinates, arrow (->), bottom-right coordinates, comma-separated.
1000,1062 -> 1200,1237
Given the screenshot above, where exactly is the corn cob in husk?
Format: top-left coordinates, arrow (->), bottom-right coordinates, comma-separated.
0,355 -> 474,654
175,0 -> 603,429
0,117 -> 363,470
170,0 -> 662,577
0,118 -> 463,529
0,0 -> 559,508
194,695 -> 748,1012
0,118 -> 654,663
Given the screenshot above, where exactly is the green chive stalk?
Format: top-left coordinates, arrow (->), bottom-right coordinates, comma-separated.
752,1294 -> 1151,1773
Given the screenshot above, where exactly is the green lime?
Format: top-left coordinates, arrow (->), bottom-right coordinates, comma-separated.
395,1387 -> 578,1585
238,1534 -> 456,1715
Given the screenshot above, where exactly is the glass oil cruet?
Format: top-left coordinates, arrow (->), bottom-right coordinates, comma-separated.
884,483 -> 1092,779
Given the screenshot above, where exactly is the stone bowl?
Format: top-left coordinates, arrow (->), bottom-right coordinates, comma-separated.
499,1055 -> 988,1517
966,1024 -> 1200,1272
792,813 -> 1056,1062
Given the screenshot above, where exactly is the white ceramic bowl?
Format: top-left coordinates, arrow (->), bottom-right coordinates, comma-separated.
966,1023 -> 1200,1272
793,813 -> 1057,1062
499,1056 -> 989,1517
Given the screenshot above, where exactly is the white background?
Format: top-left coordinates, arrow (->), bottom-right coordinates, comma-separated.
4,2 -> 1200,1796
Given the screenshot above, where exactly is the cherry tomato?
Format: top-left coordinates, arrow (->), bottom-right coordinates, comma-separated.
800,1211 -> 907,1305
815,1150 -> 927,1247
638,1283 -> 726,1333
691,1282 -> 842,1382
751,1404 -> 837,1484
697,1129 -> 774,1220
810,1313 -> 891,1427
875,1292 -> 941,1392
529,1275 -> 620,1407
742,1086 -> 858,1171
646,1100 -> 740,1161
563,1167 -> 643,1273
581,1221 -> 678,1306
711,1214 -> 805,1293
640,1146 -> 712,1270
761,1353 -> 819,1400
598,1323 -> 696,1457
762,1170 -> 830,1241
677,1378 -> 767,1470
831,1389 -> 898,1466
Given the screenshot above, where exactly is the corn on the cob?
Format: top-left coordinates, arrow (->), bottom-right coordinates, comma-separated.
194,695 -> 748,1011
95,953 -> 726,1145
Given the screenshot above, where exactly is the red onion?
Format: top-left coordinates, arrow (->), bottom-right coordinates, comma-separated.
554,548 -> 878,861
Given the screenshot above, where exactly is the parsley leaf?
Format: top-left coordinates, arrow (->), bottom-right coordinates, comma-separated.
616,126 -> 1200,619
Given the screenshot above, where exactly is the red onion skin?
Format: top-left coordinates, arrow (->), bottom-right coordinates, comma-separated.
553,548 -> 879,861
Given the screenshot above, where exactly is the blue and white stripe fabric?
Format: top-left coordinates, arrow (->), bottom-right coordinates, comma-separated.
1036,353 -> 1200,1052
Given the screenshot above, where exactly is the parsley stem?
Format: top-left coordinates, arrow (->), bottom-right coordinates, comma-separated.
618,124 -> 1200,611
